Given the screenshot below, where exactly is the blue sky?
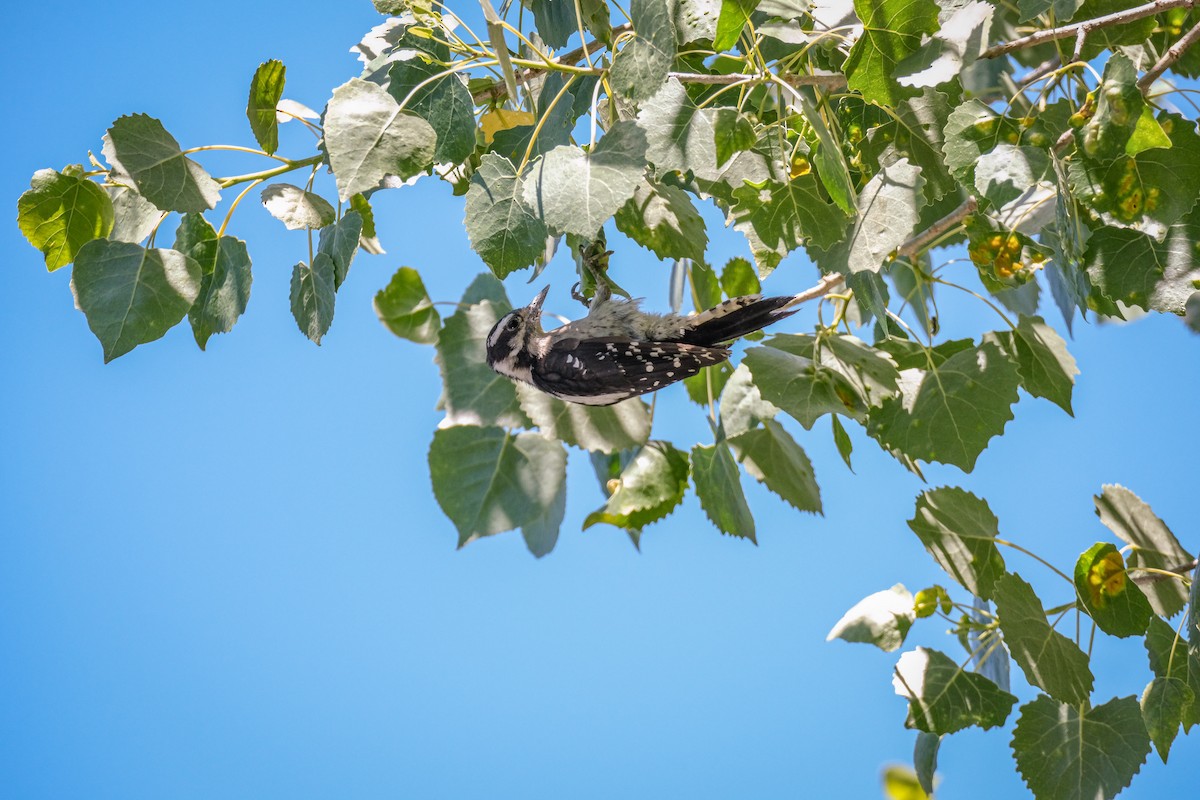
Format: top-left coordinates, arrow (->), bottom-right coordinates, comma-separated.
2,2 -> 1197,797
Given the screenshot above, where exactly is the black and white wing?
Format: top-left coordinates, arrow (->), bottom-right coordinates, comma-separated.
531,337 -> 731,406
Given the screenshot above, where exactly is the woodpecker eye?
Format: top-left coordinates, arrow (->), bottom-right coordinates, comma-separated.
506,316 -> 521,332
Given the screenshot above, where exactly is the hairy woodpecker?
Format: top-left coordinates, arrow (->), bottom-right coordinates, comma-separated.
485,285 -> 806,406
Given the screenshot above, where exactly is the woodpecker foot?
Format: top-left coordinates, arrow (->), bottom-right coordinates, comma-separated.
570,282 -> 590,307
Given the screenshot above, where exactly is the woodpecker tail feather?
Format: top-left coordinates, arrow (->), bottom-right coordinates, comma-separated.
679,295 -> 800,346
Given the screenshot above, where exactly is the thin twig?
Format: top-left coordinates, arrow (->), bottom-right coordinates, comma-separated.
471,22 -> 632,103
1017,57 -> 1061,86
669,71 -> 847,90
1138,19 -> 1200,92
982,0 -> 1196,59
1130,558 -> 1198,584
897,197 -> 978,260
784,272 -> 846,308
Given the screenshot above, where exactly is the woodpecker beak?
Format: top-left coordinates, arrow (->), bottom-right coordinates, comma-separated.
526,285 -> 550,320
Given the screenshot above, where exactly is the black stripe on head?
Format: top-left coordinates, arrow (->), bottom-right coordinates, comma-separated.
486,310 -> 523,365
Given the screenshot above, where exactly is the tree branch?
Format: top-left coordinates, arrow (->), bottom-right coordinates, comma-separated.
897,196 -> 978,259
982,0 -> 1196,60
1130,558 -> 1198,584
471,23 -> 631,103
468,23 -> 848,106
786,197 -> 979,309
1138,18 -> 1200,92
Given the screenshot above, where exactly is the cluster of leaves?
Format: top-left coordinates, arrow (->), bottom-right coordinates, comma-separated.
14,1 -> 1200,793
829,485 -> 1198,800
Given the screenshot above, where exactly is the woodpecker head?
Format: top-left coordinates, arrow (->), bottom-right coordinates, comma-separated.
485,285 -> 549,383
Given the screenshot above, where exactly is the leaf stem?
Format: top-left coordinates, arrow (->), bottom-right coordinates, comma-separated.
218,179 -> 264,238
993,537 -> 1074,584
216,154 -> 324,189
518,73 -> 579,172
183,144 -> 290,163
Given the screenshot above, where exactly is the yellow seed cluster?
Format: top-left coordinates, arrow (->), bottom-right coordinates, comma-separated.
969,232 -> 1025,279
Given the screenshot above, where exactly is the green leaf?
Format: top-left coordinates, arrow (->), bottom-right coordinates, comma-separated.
1012,315 -> 1078,415
673,0 -> 721,42
1018,0 -> 1082,21
387,57 -> 477,165
247,59 -> 286,155
1145,615 -> 1200,731
428,426 -> 567,550
529,0 -> 577,48
1083,213 -> 1200,316
183,232 -> 252,350
519,465 -> 567,558
913,732 -> 940,797
730,419 -> 822,514
720,256 -> 760,297
324,77 -> 437,202
373,265 -> 441,344
743,345 -> 863,429
973,144 -> 1051,214
691,441 -> 755,541
694,129 -> 789,207
831,415 -> 854,470
615,178 -> 708,261
896,0 -> 992,89
637,78 -> 720,180
892,647 -> 1017,734
844,0 -> 940,106
858,89 -> 956,203
826,583 -> 914,652
834,158 -> 926,274
172,211 -> 216,255
316,211 -> 363,290
102,114 -> 221,213
70,241 -> 201,362
994,573 -> 1094,706
489,72 -> 580,161
521,122 -> 648,238
907,487 -> 1006,600
1011,695 -> 1150,800
795,89 -> 856,213
713,108 -> 756,168
766,333 -> 900,408
943,99 -> 1012,185
434,278 -> 530,428
107,185 -> 161,244
610,0 -> 676,100
260,183 -> 336,231
718,363 -> 779,437
289,253 -> 336,344
1075,542 -> 1154,638
1079,54 -> 1143,161
731,176 -> 849,275
584,441 -> 690,542
714,0 -> 757,51
18,169 -> 114,271
516,386 -> 652,454
1095,485 -> 1192,618
1070,111 -> 1200,242
465,154 -> 550,278
868,342 -> 1020,471
351,193 -> 385,254
1127,107 -> 1172,156
1142,676 -> 1193,762
690,257 -> 723,310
